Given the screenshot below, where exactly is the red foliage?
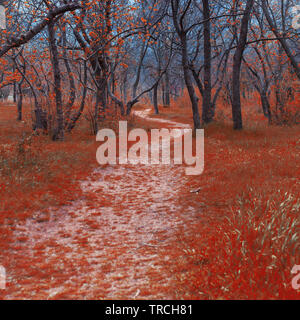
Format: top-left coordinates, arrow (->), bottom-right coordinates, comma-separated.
0,102 -> 299,300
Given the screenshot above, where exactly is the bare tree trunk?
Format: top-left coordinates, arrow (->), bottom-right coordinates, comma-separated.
94,89 -> 101,134
67,61 -> 88,132
63,31 -> 76,127
13,54 -> 46,130
202,0 -> 213,124
182,34 -> 201,130
161,77 -> 166,105
122,72 -> 128,104
260,89 -> 272,123
107,78 -> 125,116
17,82 -> 23,121
171,0 -> 201,130
165,71 -> 170,107
111,70 -> 116,94
48,21 -> 64,141
153,83 -> 159,114
99,78 -> 107,119
13,81 -> 17,103
191,67 -> 204,96
132,41 -> 148,99
231,0 -> 254,130
16,57 -> 25,121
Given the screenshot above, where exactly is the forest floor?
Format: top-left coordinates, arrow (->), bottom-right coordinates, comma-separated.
0,101 -> 299,300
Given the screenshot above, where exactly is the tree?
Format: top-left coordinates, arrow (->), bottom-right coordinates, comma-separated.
261,0 -> 300,80
171,0 -> 201,130
0,0 -> 298,136
231,0 -> 255,130
202,0 -> 213,124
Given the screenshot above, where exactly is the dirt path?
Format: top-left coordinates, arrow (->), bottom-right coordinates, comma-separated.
3,110 -> 202,300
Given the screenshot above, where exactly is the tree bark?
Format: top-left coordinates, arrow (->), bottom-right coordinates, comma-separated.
14,55 -> 46,130
17,82 -> 23,121
171,0 -> 201,130
132,41 -> 148,99
231,0 -> 254,130
67,61 -> 88,132
202,0 -> 213,124
260,89 -> 272,123
181,33 -> 201,129
63,31 -> 76,127
48,21 -> 64,141
153,82 -> 159,114
165,71 -> 170,107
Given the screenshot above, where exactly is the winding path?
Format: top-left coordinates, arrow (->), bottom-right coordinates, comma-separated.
4,110 -> 202,300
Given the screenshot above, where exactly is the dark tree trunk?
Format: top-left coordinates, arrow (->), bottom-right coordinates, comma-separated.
231,0 -> 254,130
132,42 -> 147,99
94,89 -> 101,134
182,34 -> 201,129
153,83 -> 159,114
17,83 -> 23,121
260,90 -> 272,123
13,81 -> 17,103
122,72 -> 128,104
92,59 -> 108,126
202,0 -> 213,124
67,61 -> 88,132
165,71 -> 170,107
63,31 -> 76,127
171,0 -> 201,130
161,78 -> 166,105
111,71 -> 116,94
14,54 -> 46,130
99,78 -> 107,119
48,21 -> 64,141
191,67 -> 204,96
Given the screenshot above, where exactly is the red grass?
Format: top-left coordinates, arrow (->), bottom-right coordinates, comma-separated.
156,95 -> 300,300
0,97 -> 299,300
